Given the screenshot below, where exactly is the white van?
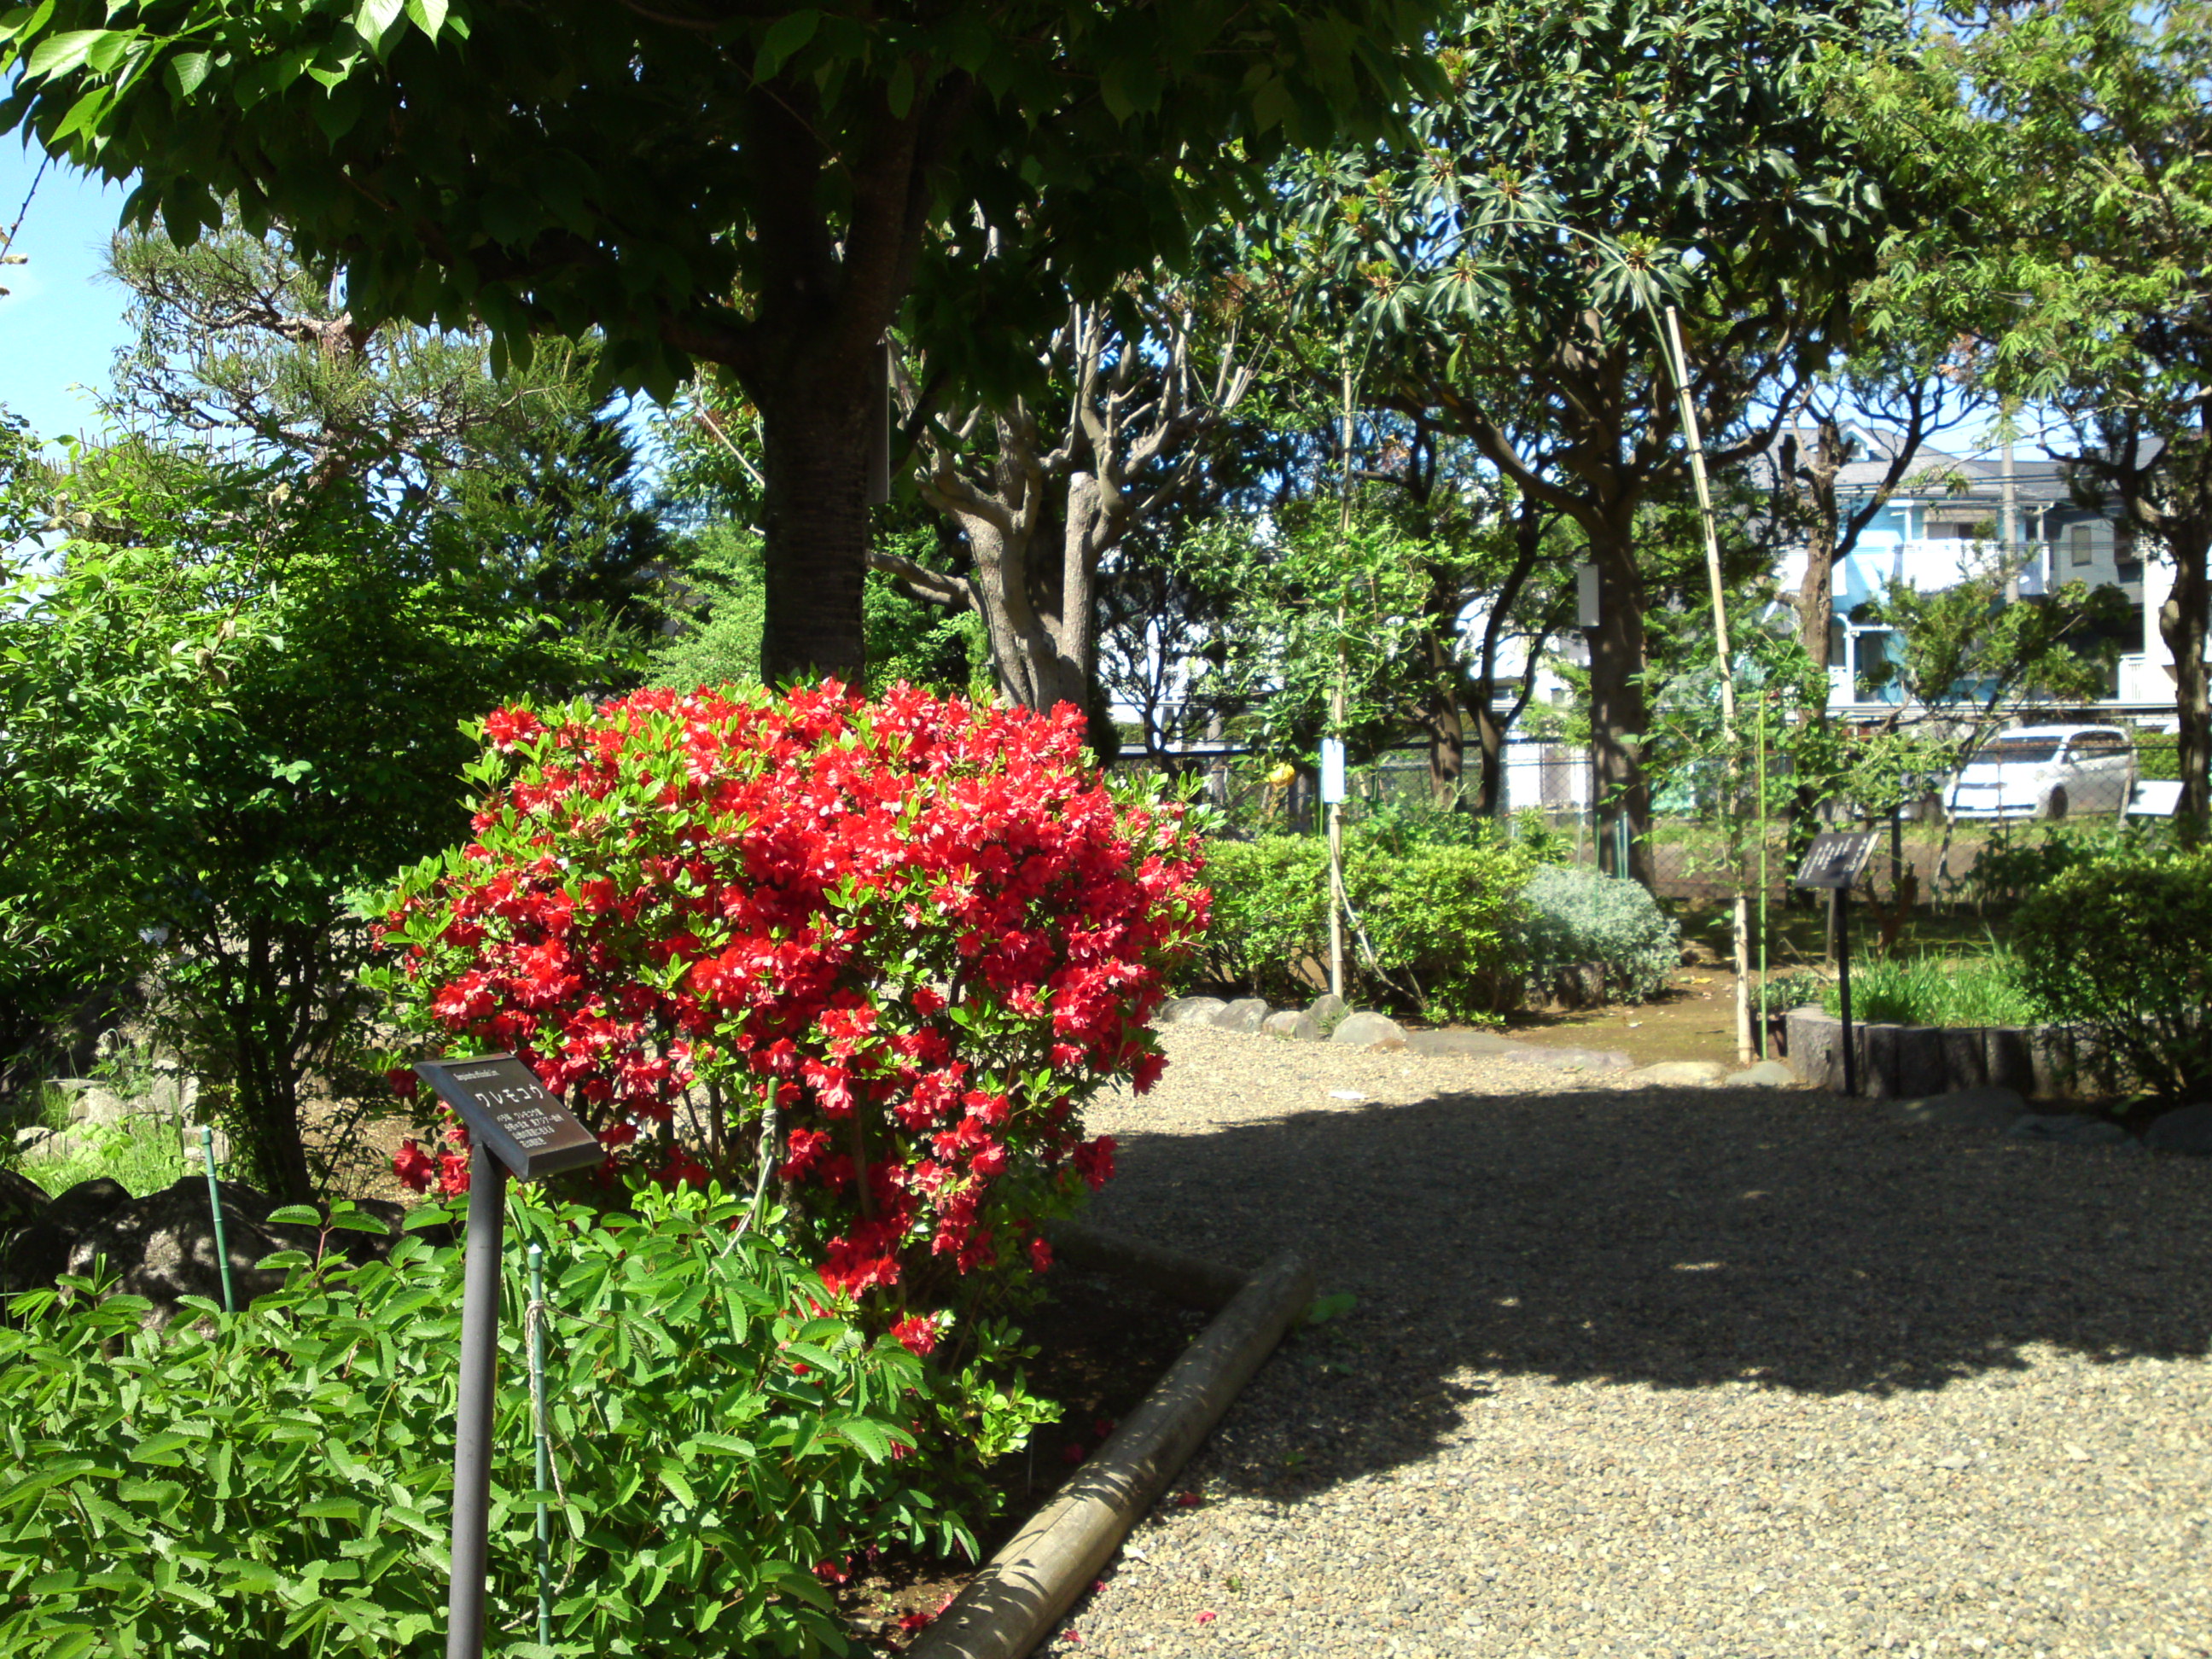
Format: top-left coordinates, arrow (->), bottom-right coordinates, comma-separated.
1942,725 -> 2138,820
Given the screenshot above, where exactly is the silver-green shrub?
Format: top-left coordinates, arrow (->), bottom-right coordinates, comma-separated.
1514,864 -> 1680,1004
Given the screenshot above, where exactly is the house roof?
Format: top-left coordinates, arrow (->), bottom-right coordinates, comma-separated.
1776,424 -> 2163,513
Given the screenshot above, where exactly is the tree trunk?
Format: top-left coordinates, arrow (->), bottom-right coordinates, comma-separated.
1791,418 -> 1844,907
1470,696 -> 1506,817
2162,521 -> 2212,841
1586,527 -> 1654,886
757,354 -> 875,684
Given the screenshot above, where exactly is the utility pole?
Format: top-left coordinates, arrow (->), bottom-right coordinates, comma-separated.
2001,403 -> 2021,605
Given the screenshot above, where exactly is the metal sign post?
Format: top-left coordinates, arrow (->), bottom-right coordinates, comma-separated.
1792,831 -> 1879,1096
415,1054 -> 606,1659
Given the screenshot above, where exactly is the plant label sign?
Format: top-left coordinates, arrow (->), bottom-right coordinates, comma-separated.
1793,830 -> 1878,892
414,1054 -> 604,1182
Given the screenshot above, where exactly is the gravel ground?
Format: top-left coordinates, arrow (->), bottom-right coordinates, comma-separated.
1044,1024 -> 2212,1659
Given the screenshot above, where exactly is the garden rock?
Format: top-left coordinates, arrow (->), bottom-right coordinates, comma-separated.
0,1176 -> 131,1298
1548,962 -> 1608,1010
1887,1086 -> 2027,1130
1723,1060 -> 1797,1088
64,1181 -> 403,1325
1210,998 -> 1271,1033
1627,1060 -> 1728,1087
1406,1028 -> 1521,1060
0,1167 -> 47,1233
1158,997 -> 1226,1027
2144,1104 -> 2212,1155
1307,993 -> 1348,1033
2008,1113 -> 2128,1148
1330,1011 -> 1408,1051
1261,1009 -> 1322,1041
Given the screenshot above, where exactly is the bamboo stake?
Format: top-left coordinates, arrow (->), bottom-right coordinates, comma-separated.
1662,307 -> 1753,1066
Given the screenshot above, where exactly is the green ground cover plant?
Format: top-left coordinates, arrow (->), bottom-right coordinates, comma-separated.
0,1186 -> 972,1659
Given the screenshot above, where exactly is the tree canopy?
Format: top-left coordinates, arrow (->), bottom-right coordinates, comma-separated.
2,0 -> 1443,680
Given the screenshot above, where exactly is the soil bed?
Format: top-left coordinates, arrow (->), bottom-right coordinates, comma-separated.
838,1268 -> 1208,1652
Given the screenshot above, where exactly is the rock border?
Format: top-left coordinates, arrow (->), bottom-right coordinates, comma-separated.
906,1229 -> 1313,1659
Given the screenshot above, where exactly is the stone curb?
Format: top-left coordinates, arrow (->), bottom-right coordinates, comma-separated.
906,1234 -> 1315,1659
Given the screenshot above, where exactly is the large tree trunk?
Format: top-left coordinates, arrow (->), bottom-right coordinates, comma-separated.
2162,521 -> 2212,841
757,357 -> 875,684
1587,526 -> 1654,887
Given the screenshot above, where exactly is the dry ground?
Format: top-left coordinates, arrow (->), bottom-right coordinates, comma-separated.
1039,1024 -> 2212,1659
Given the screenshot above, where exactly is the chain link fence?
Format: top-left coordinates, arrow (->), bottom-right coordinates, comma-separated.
1117,726 -> 2174,911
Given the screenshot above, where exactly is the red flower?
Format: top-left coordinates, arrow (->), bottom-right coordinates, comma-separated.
371,684 -> 1208,1304
1028,1235 -> 1053,1273
890,1314 -> 939,1357
393,1138 -> 434,1192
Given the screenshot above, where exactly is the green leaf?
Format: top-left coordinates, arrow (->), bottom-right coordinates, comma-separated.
754,9 -> 817,79
26,28 -> 107,79
265,1205 -> 322,1226
163,49 -> 212,99
403,0 -> 448,39
351,0 -> 405,48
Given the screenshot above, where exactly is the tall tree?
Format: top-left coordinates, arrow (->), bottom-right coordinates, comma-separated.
1848,0 -> 2212,833
893,286 -> 1265,725
1280,0 -> 1911,881
2,0 -> 1440,684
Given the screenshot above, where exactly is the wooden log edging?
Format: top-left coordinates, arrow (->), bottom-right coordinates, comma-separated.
1781,1005 -> 2087,1099
905,1248 -> 1316,1659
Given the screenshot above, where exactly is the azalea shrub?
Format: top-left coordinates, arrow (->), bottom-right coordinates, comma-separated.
0,1188 -> 968,1659
371,684 -> 1208,1336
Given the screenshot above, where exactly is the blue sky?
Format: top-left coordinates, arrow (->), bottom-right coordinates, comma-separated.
1,147 -> 135,445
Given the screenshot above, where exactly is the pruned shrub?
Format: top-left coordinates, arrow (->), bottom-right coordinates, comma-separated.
370,684 -> 1207,1333
1513,864 -> 1680,1004
0,1187 -> 980,1658
1189,831 -> 1538,1022
2012,844 -> 2212,1103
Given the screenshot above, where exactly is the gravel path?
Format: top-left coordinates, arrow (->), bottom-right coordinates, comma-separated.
1045,1024 -> 2212,1659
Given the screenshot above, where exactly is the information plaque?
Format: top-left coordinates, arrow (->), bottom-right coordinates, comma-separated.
414,1054 -> 604,1182
1792,830 -> 1878,892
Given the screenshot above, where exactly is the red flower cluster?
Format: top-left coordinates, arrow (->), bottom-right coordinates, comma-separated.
374,682 -> 1207,1320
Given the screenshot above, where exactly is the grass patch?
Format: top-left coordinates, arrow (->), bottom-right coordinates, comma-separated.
19,1114 -> 185,1199
1819,948 -> 2043,1027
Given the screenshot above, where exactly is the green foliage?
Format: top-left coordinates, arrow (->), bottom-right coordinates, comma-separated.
0,0 -> 1437,403
654,525 -> 990,698
650,521 -> 765,691
2,445 -> 619,1199
1177,508 -> 1448,767
1194,830 -> 1538,1022
0,1186 -> 983,1658
2012,845 -> 2212,1103
18,1115 -> 184,1200
1817,952 -> 2041,1029
1513,864 -> 1680,1004
1963,820 -> 2168,908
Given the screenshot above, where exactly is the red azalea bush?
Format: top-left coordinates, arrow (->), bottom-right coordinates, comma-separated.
371,682 -> 1208,1324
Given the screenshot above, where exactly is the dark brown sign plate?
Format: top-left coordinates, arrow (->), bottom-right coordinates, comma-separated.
1793,830 -> 1879,891
414,1054 -> 605,1182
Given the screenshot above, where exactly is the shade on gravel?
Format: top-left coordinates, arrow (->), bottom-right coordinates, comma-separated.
1044,1024 -> 2212,1658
